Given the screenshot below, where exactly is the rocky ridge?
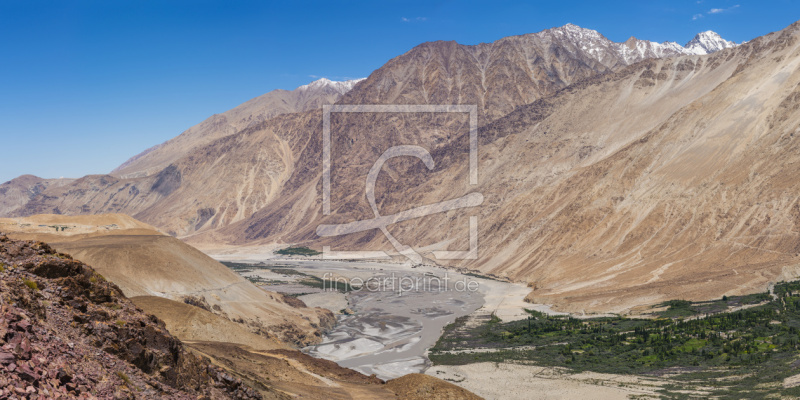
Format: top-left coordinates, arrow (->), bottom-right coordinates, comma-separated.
0,176 -> 74,217
0,233 -> 261,399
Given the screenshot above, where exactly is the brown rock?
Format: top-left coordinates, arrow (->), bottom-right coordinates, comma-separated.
0,351 -> 14,364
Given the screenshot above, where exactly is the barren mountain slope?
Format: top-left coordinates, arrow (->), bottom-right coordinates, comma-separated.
5,25 -> 734,238
0,214 -> 334,346
506,26 -> 800,311
0,175 -> 74,216
338,23 -> 711,121
113,78 -> 364,179
195,22 -> 800,314
206,32 -> 749,243
318,23 -> 800,312
9,110 -> 324,237
131,296 -> 287,350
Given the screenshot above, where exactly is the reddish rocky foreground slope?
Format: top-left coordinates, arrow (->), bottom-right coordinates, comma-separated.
0,233 -> 261,399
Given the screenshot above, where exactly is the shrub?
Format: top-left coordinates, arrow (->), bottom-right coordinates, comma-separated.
116,371 -> 132,386
22,278 -> 38,291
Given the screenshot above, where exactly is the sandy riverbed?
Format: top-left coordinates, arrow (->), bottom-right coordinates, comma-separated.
208,256 -> 552,380
248,259 -> 487,380
426,362 -> 666,400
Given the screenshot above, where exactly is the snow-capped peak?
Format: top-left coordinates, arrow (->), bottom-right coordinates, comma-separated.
684,30 -> 736,55
297,78 -> 366,95
552,23 -> 607,42
540,24 -> 737,65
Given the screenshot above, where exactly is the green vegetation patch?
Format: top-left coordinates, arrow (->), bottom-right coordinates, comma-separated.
220,261 -> 255,272
22,278 -> 38,291
429,280 -> 800,399
461,271 -> 505,282
269,267 -> 359,292
275,246 -> 321,256
656,292 -> 773,317
657,299 -> 697,318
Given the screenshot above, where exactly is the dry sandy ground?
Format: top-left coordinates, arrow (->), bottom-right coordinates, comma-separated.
131,296 -> 287,350
784,372 -> 800,389
298,291 -> 349,313
201,243 -> 294,261
473,278 -> 563,321
384,373 -> 483,400
426,362 -> 665,400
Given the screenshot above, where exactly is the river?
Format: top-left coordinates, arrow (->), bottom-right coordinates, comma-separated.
215,257 -> 536,380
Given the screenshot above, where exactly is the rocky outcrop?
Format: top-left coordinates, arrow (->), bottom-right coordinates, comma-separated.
384,373 -> 484,400
0,233 -> 261,399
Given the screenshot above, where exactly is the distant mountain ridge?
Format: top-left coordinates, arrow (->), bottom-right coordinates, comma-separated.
0,175 -> 74,216
684,30 -> 738,54
112,77 -> 365,178
622,28 -> 737,59
534,23 -> 736,65
3,23 -> 745,235
339,24 -> 737,121
111,25 -> 733,179
297,77 -> 365,93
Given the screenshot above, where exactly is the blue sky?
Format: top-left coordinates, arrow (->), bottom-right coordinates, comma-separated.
0,0 -> 797,183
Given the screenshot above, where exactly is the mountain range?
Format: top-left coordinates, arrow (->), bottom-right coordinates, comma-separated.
113,77 -> 365,179
5,22 -> 798,313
